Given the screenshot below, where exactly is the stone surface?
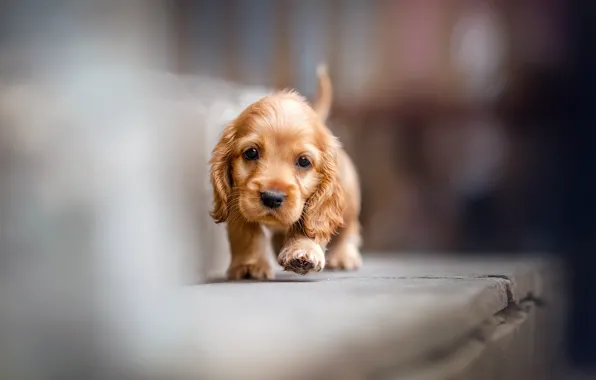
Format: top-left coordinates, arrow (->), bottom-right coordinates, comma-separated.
185,254 -> 561,380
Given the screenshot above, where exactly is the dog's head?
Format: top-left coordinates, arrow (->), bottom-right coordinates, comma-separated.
209,89 -> 344,243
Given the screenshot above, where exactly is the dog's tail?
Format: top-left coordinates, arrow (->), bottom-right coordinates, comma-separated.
312,63 -> 333,122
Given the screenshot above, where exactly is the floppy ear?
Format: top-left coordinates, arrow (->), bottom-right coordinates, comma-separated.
209,123 -> 236,223
302,132 -> 345,244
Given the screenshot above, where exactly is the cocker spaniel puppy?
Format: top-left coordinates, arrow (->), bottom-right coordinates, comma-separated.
209,66 -> 362,280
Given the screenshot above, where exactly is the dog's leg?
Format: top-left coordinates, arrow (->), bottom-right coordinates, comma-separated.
326,149 -> 363,271
271,231 -> 286,259
226,220 -> 273,280
277,233 -> 326,275
325,218 -> 362,271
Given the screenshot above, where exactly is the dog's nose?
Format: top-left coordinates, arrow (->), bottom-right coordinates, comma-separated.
260,191 -> 286,209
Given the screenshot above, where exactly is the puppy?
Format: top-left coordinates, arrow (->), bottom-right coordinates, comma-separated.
209,66 -> 362,280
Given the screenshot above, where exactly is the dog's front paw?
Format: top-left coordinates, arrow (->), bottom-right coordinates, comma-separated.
326,244 -> 362,271
278,240 -> 325,275
227,260 -> 274,281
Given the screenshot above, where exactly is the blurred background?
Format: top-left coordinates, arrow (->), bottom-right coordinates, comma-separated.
174,0 -> 570,253
0,0 -> 594,379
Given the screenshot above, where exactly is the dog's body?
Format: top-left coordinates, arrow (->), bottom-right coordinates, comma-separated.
209,66 -> 362,279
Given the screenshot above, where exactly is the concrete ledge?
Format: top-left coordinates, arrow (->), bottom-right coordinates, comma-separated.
189,254 -> 562,380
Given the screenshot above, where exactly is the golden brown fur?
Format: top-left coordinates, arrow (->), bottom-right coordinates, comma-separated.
209,66 -> 362,280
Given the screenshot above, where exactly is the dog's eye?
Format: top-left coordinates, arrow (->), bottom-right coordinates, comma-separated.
296,156 -> 311,169
243,148 -> 259,161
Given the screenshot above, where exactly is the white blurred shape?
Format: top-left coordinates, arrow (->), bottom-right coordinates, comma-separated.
451,3 -> 507,101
